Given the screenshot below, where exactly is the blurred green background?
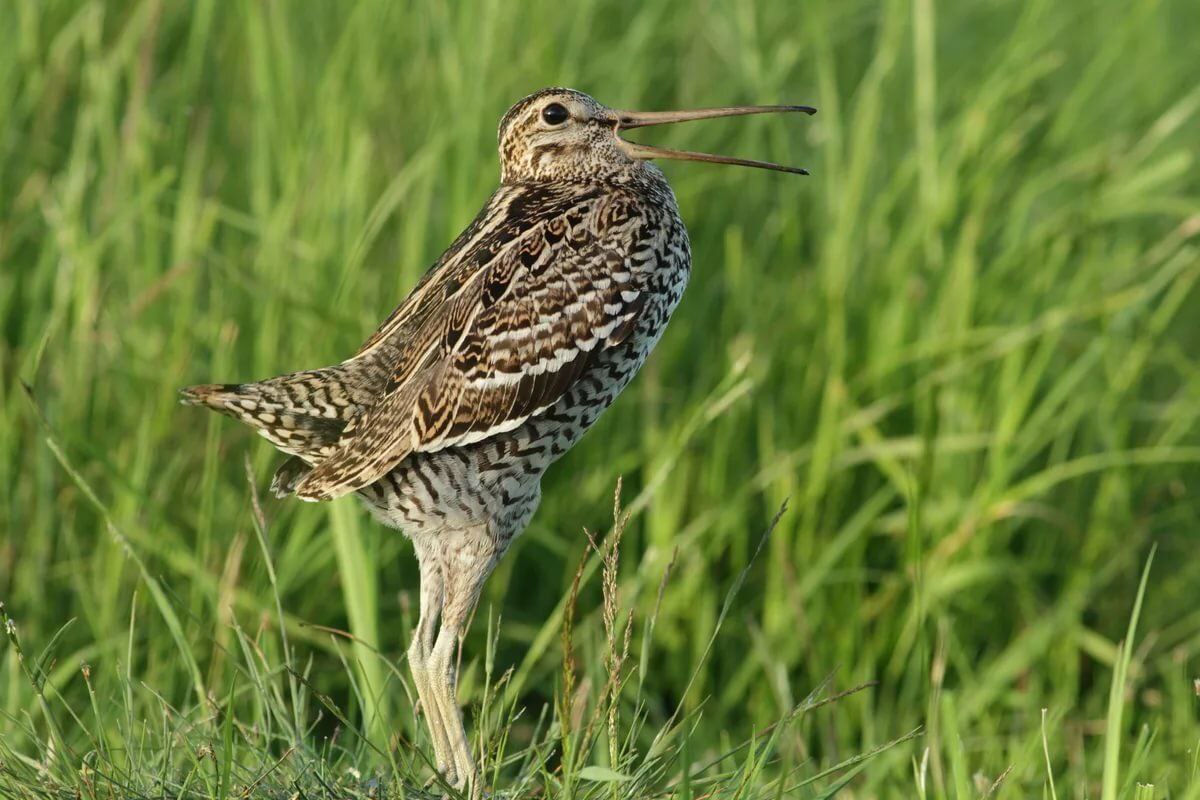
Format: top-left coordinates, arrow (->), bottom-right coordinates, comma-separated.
2,0 -> 1199,796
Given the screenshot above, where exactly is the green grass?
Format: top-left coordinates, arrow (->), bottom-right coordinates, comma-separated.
2,0 -> 1200,796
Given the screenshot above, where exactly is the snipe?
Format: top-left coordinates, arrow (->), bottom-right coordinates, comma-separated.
183,87 -> 813,796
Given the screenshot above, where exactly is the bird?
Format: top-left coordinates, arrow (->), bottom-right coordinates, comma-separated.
181,87 -> 813,796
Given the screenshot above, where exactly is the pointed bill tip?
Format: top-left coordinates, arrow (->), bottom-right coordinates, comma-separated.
618,140 -> 811,175
612,102 -> 815,175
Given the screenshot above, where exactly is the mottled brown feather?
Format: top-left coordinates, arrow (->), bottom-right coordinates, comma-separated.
294,184 -> 656,500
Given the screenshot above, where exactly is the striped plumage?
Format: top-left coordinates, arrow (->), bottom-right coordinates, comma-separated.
182,87 -> 811,795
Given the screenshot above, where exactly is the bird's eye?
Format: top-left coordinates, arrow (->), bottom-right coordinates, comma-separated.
541,103 -> 570,126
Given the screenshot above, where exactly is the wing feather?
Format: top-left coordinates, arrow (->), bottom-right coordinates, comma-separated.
294,187 -> 653,501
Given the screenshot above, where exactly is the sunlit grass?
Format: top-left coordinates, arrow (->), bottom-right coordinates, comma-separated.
2,0 -> 1199,797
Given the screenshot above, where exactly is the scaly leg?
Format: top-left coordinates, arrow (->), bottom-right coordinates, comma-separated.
407,538 -> 457,784
427,525 -> 499,797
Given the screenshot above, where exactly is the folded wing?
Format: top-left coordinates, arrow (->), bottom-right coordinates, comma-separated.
293,188 -> 652,501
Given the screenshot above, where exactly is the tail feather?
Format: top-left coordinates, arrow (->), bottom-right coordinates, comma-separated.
181,384 -> 318,498
180,366 -> 375,459
179,383 -> 246,408
269,455 -> 312,498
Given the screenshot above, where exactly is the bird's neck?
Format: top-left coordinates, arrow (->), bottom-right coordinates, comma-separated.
502,162 -> 674,197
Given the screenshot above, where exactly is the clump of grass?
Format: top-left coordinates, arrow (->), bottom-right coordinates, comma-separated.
0,479 -> 891,799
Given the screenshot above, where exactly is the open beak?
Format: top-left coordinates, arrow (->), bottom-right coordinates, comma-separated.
613,104 -> 816,175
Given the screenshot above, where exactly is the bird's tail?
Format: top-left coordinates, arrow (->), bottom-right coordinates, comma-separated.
179,382 -> 251,409
180,366 -> 372,460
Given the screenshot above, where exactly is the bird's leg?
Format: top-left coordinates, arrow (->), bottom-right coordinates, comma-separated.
427,526 -> 499,797
407,539 -> 457,784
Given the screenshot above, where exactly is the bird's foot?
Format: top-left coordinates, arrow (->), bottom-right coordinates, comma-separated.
422,765 -> 459,793
423,769 -> 482,800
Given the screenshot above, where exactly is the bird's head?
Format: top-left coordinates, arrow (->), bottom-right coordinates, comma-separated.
497,87 -> 815,184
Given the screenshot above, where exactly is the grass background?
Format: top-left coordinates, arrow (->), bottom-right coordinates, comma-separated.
2,0 -> 1200,796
